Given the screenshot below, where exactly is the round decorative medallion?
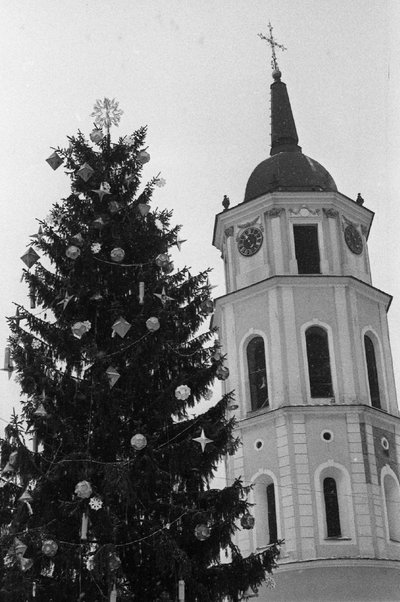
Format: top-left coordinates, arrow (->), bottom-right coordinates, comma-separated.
237,226 -> 263,257
344,224 -> 363,255
381,436 -> 389,451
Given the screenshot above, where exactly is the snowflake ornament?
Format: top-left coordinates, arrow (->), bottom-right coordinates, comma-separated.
89,497 -> 103,511
125,134 -> 136,146
155,177 -> 166,188
91,242 -> 102,254
91,98 -> 123,131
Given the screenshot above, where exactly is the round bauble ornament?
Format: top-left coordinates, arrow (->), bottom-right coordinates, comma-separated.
216,366 -> 229,381
162,261 -> 174,274
42,539 -> 58,557
146,317 -> 160,332
212,350 -> 222,362
175,385 -> 191,401
130,433 -> 147,450
75,480 -> 92,499
110,247 -> 125,263
137,150 -> 150,164
8,451 -> 18,466
201,299 -> 214,315
90,128 -> 104,144
194,524 -> 211,541
155,253 -> 170,268
108,552 -> 121,571
66,245 -> 81,260
240,513 -> 255,530
108,200 -> 120,214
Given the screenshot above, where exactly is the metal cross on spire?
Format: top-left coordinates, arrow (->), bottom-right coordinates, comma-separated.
258,22 -> 287,73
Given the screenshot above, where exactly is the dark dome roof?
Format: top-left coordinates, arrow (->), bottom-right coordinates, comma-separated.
244,151 -> 337,202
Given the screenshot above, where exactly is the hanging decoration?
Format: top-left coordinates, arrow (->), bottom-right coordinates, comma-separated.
66,245 -> 81,260
74,480 -> 93,499
2,346 -> 14,378
77,162 -> 95,182
92,182 -> 111,201
130,433 -> 147,451
240,513 -> 255,530
46,151 -> 63,170
91,98 -> 123,131
154,287 -> 174,306
34,403 -> 48,418
14,538 -> 27,557
91,242 -> 102,254
193,429 -> 213,453
112,317 -> 132,338
124,134 -> 136,146
154,177 -> 166,188
110,584 -> 117,602
200,299 -> 214,315
137,150 -> 150,164
194,524 -> 211,541
70,232 -> 84,247
216,366 -> 229,380
19,489 -> 33,515
108,553 -> 121,571
92,216 -> 107,229
20,557 -> 34,572
41,540 -> 58,557
81,512 -> 89,540
106,366 -> 121,388
109,200 -> 121,214
137,203 -> 150,217
8,451 -> 18,467
110,248 -> 125,263
58,292 -> 75,309
155,253 -> 170,268
175,385 -> 191,401
176,235 -> 187,251
178,579 -> 185,602
138,281 -> 145,305
146,317 -> 160,332
71,320 -> 92,339
163,260 -> 174,274
21,247 -> 40,269
89,497 -> 103,511
203,389 -> 213,401
89,128 -> 104,144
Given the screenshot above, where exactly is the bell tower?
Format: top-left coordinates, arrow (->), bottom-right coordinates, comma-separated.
212,33 -> 400,602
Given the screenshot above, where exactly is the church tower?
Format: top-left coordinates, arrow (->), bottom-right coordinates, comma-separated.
212,36 -> 400,601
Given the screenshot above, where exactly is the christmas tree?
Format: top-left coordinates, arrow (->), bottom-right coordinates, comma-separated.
0,99 -> 280,601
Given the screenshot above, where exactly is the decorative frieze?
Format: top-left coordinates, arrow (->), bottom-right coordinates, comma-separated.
266,207 -> 285,218
288,205 -> 320,217
237,216 -> 260,230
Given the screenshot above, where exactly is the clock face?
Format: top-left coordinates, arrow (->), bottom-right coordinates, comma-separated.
344,224 -> 363,255
237,226 -> 263,257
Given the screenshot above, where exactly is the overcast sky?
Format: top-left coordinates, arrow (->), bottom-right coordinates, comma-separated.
0,0 -> 399,432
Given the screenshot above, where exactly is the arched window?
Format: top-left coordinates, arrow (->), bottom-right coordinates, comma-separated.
247,337 -> 268,410
305,326 -> 333,398
254,475 -> 279,548
364,335 -> 381,409
323,477 -> 341,537
383,473 -> 400,542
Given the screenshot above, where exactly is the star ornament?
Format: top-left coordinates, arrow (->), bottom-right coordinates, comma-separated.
154,287 -> 174,306
92,182 -> 111,201
91,98 -> 123,131
176,235 -> 187,251
193,428 -> 213,453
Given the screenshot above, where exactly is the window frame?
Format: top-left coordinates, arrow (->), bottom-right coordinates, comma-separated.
301,320 -> 338,403
246,336 -> 269,411
361,327 -> 388,411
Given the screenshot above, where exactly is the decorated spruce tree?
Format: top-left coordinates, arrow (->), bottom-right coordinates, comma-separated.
0,99 -> 280,601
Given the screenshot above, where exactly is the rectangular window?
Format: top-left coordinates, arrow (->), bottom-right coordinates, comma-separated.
266,483 -> 278,543
293,224 -> 320,274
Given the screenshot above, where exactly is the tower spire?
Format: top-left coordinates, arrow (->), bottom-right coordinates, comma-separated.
259,23 -> 301,156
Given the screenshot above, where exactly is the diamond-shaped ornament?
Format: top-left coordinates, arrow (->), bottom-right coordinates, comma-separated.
34,403 -> 48,418
77,162 -> 94,182
46,152 -> 63,170
14,538 -> 27,557
106,366 -> 120,388
112,317 -> 131,338
21,247 -> 40,269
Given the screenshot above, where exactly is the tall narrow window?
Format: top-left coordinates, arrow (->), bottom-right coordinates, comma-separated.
364,335 -> 381,409
305,326 -> 333,397
383,473 -> 400,542
323,477 -> 341,537
293,224 -> 321,274
266,483 -> 278,543
247,337 -> 268,410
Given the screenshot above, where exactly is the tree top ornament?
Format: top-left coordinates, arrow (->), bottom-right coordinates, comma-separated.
91,97 -> 124,133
